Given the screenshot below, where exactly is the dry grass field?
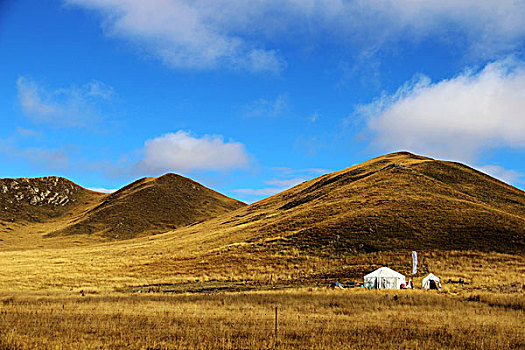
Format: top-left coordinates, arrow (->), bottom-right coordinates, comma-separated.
0,289 -> 523,349
0,241 -> 523,349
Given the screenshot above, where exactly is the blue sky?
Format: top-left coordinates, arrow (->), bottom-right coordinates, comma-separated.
1,0 -> 524,202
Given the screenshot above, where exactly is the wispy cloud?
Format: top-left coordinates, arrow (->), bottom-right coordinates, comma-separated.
265,178 -> 307,188
357,59 -> 525,163
233,178 -> 305,199
243,94 -> 288,118
15,127 -> 41,139
0,139 -> 70,172
308,113 -> 319,123
234,177 -> 308,197
476,165 -> 523,185
233,166 -> 327,202
65,0 -> 525,72
270,167 -> 328,176
233,187 -> 287,197
17,77 -> 115,128
136,130 -> 249,173
345,0 -> 525,58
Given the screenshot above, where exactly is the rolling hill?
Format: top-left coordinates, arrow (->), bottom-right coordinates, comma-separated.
166,151 -> 525,255
0,173 -> 245,242
49,173 -> 245,239
0,154 -> 523,348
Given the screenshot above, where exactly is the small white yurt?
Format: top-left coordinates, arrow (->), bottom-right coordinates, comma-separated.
363,267 -> 406,289
422,273 -> 441,290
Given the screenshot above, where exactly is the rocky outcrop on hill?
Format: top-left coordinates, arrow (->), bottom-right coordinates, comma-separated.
0,176 -> 101,223
0,177 -> 80,207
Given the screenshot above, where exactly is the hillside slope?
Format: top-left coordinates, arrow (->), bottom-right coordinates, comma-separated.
168,152 -> 524,254
0,174 -> 245,244
48,173 -> 245,239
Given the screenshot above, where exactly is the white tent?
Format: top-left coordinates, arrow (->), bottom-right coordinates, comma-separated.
363,267 -> 406,289
422,273 -> 441,290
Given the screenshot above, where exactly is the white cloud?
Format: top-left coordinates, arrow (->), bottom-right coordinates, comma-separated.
87,187 -> 118,193
137,130 -> 249,173
15,127 -> 41,139
17,77 -> 57,117
308,113 -> 319,123
85,80 -> 115,100
476,165 -> 523,185
17,77 -> 115,128
235,177 -> 306,197
65,0 -> 525,72
271,167 -> 328,175
64,0 -> 284,73
360,59 -> 525,163
266,178 -> 307,188
352,0 -> 525,56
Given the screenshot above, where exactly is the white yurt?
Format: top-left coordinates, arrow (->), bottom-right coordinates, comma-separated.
363,267 -> 406,289
422,273 -> 441,290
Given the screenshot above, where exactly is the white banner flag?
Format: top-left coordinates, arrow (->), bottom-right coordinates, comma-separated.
412,251 -> 417,275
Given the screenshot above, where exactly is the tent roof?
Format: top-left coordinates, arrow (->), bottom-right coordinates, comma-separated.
422,273 -> 440,282
364,267 -> 405,279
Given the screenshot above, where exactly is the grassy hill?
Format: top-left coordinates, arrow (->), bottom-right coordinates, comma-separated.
164,151 -> 524,256
0,177 -> 105,247
0,173 -> 245,245
48,173 -> 245,239
2,151 -> 522,252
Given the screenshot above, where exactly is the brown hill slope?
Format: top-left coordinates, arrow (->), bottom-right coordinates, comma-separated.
0,174 -> 245,245
168,152 -> 524,254
48,173 -> 245,239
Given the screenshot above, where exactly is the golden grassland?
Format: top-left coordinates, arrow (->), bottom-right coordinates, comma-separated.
0,235 -> 523,349
0,229 -> 523,293
0,289 -> 523,349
